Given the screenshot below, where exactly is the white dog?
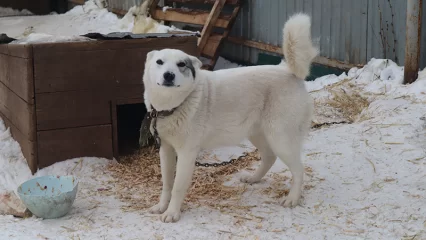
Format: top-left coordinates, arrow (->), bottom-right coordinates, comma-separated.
142,13 -> 318,223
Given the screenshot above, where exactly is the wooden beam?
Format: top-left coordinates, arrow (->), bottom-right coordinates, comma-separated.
198,0 -> 226,52
165,0 -> 239,5
200,34 -> 223,58
68,0 -> 85,5
226,36 -> 363,70
227,36 -> 282,54
403,0 -> 423,84
152,8 -> 231,28
146,0 -> 160,16
208,4 -> 241,69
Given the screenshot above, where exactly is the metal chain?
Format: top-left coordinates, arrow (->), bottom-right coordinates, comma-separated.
195,152 -> 249,167
149,108 -> 250,168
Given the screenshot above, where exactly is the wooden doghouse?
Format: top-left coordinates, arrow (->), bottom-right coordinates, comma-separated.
0,33 -> 198,174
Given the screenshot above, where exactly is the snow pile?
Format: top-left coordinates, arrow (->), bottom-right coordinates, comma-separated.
1,0 -> 186,42
12,33 -> 93,44
0,7 -> 32,17
0,120 -> 32,217
0,57 -> 426,239
1,0 -> 134,39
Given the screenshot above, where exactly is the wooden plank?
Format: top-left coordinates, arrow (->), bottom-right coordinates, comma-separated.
67,0 -> 85,5
32,35 -> 197,52
35,85 -> 145,131
37,125 -> 113,169
165,0 -> 239,5
0,111 -> 37,174
227,36 -> 283,55
146,0 -> 160,15
35,91 -> 111,131
115,98 -> 144,105
115,85 -> 145,100
33,36 -> 198,93
6,44 -> 33,59
0,44 -> 33,59
201,34 -> 223,58
208,4 -> 241,69
111,101 -> 119,160
226,36 -> 363,70
0,81 -> 35,141
0,53 -> 34,104
152,8 -> 231,28
198,0 -> 226,52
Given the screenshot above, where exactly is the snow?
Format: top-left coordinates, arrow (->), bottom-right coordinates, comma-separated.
0,0 -> 182,41
1,56 -> 425,239
163,6 -> 172,12
11,33 -> 93,44
1,3 -> 426,238
0,7 -> 33,17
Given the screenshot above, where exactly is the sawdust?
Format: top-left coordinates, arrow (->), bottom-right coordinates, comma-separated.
103,147 -> 261,211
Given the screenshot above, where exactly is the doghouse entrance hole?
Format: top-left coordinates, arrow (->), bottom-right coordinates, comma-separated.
116,103 -> 147,156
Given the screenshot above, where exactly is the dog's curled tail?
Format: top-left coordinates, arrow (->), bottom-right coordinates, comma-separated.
282,13 -> 319,80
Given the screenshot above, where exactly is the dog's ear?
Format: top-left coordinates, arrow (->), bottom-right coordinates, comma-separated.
146,50 -> 158,63
189,55 -> 202,69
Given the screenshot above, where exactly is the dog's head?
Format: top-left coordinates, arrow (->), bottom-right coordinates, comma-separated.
144,49 -> 202,89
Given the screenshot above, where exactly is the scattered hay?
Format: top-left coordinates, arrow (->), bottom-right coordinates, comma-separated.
103,147 -> 261,211
260,173 -> 290,199
327,88 -> 370,123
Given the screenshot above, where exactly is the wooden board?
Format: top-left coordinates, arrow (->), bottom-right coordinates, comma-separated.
37,125 -> 113,168
152,8 -> 231,28
0,48 -> 34,103
165,0 -> 239,5
201,34 -> 223,58
0,111 -> 37,174
0,81 -> 35,141
35,91 -> 111,131
33,36 -> 198,93
0,44 -> 33,59
197,0 -> 226,53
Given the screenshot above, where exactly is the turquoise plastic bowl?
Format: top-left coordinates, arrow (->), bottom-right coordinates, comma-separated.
17,175 -> 79,219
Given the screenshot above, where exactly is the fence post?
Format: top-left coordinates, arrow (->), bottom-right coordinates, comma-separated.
403,0 -> 423,84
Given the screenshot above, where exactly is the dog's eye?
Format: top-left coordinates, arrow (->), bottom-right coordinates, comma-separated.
156,59 -> 164,65
177,62 -> 186,67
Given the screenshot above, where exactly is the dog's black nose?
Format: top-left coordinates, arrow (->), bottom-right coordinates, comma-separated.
163,72 -> 175,84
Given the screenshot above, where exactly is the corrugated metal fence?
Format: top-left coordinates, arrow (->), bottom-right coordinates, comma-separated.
221,0 -> 426,69
106,0 -> 426,69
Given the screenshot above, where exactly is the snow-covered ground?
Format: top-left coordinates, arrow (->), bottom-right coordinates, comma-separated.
1,58 -> 425,239
1,2 -> 426,239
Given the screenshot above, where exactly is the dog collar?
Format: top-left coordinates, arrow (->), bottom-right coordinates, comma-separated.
139,106 -> 177,149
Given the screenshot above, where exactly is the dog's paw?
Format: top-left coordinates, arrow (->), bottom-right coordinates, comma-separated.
149,203 -> 168,214
160,209 -> 181,223
240,175 -> 261,184
280,192 -> 301,208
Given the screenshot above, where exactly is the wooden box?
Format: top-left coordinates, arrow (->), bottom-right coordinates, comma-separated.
0,34 -> 198,173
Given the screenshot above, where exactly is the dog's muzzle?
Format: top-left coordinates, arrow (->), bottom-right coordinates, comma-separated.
162,71 -> 175,87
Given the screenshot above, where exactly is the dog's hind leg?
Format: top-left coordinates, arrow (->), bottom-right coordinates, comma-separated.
149,142 -> 177,214
240,133 -> 277,184
267,134 -> 304,208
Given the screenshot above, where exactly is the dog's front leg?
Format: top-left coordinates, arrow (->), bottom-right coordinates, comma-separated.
160,147 -> 198,223
149,143 -> 176,214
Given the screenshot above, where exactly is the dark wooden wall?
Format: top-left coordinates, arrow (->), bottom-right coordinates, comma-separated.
0,44 -> 37,173
0,0 -> 69,15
